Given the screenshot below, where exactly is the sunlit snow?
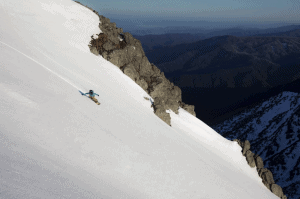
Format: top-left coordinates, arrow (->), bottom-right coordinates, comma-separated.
0,0 -> 279,198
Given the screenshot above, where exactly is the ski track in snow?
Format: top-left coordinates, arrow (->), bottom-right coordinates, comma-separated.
33,46 -> 97,91
0,40 -> 82,91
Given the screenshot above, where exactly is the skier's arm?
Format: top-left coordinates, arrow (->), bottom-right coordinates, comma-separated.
84,93 -> 89,96
95,93 -> 99,96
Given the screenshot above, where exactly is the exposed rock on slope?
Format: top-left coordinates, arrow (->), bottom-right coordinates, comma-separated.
234,139 -> 287,199
213,91 -> 300,199
85,13 -> 196,125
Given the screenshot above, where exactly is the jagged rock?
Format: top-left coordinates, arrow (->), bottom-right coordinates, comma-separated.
102,51 -> 108,59
257,168 -> 266,177
103,41 -> 115,51
259,168 -> 275,186
99,16 -> 110,29
150,75 -> 181,114
89,33 -> 108,54
155,111 -> 171,126
107,35 -> 119,46
89,46 -> 99,55
245,150 -> 256,168
139,56 -> 153,77
98,16 -> 123,45
254,155 -> 264,169
263,181 -> 271,190
124,32 -> 136,45
179,101 -> 196,116
150,76 -> 178,99
151,63 -> 161,75
108,46 -> 144,68
123,33 -> 145,56
108,49 -> 130,67
122,63 -> 139,81
232,138 -> 287,198
134,40 -> 145,56
153,97 -> 171,126
87,13 -> 195,125
129,52 -> 144,71
136,78 -> 148,91
271,184 -> 284,198
242,140 -> 250,155
257,168 -> 276,190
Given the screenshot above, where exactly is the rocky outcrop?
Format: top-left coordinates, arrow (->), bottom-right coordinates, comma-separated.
245,150 -> 256,168
80,10 -> 195,125
242,140 -> 250,155
178,101 -> 196,116
234,139 -> 287,199
213,92 -> 300,199
254,154 -> 264,169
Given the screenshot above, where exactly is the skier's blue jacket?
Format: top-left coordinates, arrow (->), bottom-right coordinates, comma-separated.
84,92 -> 99,97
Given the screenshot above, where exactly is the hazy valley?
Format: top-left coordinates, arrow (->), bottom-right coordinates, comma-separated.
136,27 -> 300,125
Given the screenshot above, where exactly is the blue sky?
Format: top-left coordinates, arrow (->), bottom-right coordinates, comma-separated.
75,0 -> 300,31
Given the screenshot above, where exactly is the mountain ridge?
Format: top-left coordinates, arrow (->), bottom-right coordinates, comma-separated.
213,91 -> 300,199
133,25 -> 300,51
142,33 -> 300,125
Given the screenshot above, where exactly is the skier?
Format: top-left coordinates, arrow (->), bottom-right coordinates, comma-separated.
150,98 -> 156,112
84,90 -> 100,105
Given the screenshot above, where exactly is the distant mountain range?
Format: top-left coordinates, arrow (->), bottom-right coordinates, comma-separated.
111,17 -> 300,36
212,91 -> 300,199
256,28 -> 300,37
134,25 -> 300,51
141,28 -> 300,125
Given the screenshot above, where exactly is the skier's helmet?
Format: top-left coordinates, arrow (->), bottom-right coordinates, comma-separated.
89,90 -> 94,94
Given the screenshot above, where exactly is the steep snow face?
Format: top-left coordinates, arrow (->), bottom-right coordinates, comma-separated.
0,0 -> 279,198
214,91 -> 300,199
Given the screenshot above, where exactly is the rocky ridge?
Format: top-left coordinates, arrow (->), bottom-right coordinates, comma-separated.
74,1 -> 196,125
213,91 -> 300,199
234,139 -> 287,199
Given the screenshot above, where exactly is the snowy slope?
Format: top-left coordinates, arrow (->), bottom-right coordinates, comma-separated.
213,91 -> 300,199
0,0 -> 279,198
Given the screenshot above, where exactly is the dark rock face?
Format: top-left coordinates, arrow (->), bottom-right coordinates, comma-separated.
233,139 -> 287,198
85,14 -> 196,125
